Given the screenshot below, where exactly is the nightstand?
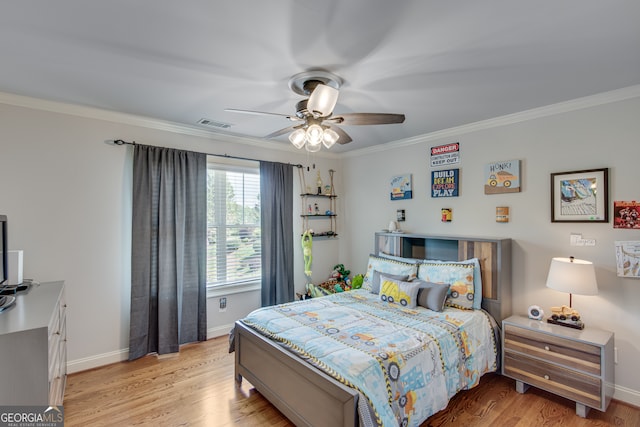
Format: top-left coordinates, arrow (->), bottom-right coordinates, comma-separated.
502,315 -> 614,418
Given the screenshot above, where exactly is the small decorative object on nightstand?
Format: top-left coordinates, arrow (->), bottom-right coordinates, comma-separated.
502,315 -> 614,418
545,256 -> 598,329
527,305 -> 544,320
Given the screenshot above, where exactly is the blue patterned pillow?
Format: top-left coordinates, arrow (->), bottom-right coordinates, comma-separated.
363,254 -> 418,293
417,262 -> 475,310
422,258 -> 483,309
379,275 -> 420,308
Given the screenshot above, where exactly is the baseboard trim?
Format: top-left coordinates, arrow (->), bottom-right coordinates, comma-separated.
67,348 -> 129,374
614,384 -> 640,408
67,324 -> 235,374
207,323 -> 235,340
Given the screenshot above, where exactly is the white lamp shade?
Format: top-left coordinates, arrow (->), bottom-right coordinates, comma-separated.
546,257 -> 598,296
322,128 -> 339,148
305,140 -> 321,152
289,128 -> 306,149
305,124 -> 324,146
308,84 -> 339,117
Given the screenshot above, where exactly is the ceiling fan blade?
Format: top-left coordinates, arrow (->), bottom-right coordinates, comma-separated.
265,124 -> 304,139
327,125 -> 352,145
225,108 -> 298,120
331,113 -> 405,126
307,84 -> 339,118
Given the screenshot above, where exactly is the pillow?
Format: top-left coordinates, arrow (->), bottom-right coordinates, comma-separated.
379,275 -> 420,308
417,261 -> 475,310
371,270 -> 409,294
422,258 -> 483,309
362,254 -> 418,293
414,280 -> 450,312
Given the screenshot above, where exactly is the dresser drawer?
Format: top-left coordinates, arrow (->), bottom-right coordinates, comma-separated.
504,351 -> 601,408
504,324 -> 601,375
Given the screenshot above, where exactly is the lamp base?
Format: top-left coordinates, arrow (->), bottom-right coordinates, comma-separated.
547,317 -> 585,330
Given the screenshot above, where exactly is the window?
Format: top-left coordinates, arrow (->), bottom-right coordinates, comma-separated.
207,158 -> 261,291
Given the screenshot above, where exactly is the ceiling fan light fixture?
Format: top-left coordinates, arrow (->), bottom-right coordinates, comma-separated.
322,128 -> 339,148
305,140 -> 322,152
305,124 -> 324,146
289,128 -> 306,149
308,84 -> 339,117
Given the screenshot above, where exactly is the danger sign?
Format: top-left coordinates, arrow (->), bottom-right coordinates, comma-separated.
430,143 -> 460,167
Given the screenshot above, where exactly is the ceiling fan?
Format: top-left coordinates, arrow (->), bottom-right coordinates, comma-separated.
225,71 -> 405,151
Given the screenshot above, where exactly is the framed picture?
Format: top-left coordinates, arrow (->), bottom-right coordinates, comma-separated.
390,174 -> 412,200
484,159 -> 521,194
551,168 -> 608,223
613,201 -> 640,229
431,168 -> 459,198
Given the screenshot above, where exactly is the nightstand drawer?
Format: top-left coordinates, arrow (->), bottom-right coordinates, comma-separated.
504,324 -> 601,375
504,352 -> 601,408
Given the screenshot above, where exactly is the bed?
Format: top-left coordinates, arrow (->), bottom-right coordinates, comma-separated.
232,234 -> 511,427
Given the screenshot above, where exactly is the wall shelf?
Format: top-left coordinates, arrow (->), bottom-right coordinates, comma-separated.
301,193 -> 337,237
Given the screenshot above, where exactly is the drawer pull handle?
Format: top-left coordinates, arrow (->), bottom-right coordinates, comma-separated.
544,346 -> 550,351
544,374 -> 550,380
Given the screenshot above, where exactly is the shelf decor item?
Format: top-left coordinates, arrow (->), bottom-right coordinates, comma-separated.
545,256 -> 598,329
551,168 -> 608,222
316,171 -> 323,195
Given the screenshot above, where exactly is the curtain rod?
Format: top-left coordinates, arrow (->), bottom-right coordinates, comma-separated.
111,139 -> 303,168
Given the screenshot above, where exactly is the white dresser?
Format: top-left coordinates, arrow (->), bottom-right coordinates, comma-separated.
0,281 -> 66,405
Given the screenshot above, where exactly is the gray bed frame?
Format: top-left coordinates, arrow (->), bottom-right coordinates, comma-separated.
235,234 -> 511,427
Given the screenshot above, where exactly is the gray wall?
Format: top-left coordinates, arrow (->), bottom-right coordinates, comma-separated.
340,91 -> 640,405
0,97 -> 342,371
1,87 -> 639,406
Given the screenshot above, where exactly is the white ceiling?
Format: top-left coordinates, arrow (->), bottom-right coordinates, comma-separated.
1,1 -> 639,152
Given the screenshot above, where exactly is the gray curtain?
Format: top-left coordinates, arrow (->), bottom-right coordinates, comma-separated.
260,161 -> 294,306
129,144 -> 207,360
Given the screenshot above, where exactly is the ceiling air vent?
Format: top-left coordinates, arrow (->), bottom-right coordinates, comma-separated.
197,118 -> 232,129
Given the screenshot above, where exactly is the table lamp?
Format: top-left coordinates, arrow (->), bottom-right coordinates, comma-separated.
545,256 -> 598,329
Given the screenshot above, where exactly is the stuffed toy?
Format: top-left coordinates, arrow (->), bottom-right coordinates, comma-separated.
351,274 -> 364,289
301,230 -> 313,277
332,264 -> 351,283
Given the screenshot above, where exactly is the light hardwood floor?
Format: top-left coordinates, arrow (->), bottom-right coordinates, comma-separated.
64,336 -> 639,426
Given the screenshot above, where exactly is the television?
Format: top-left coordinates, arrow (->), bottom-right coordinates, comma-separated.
0,215 -> 7,288
0,215 -> 16,312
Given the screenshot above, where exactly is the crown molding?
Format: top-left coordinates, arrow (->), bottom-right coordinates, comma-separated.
0,91 -> 342,157
2,84 -> 638,160
344,84 -> 640,158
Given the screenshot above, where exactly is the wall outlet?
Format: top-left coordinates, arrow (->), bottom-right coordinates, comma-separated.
614,347 -> 618,364
219,297 -> 227,312
570,234 -> 583,246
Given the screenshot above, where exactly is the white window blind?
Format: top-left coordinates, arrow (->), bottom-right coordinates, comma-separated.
207,158 -> 261,288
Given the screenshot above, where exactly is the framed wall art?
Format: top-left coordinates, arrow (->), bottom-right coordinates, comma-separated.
390,174 -> 412,200
551,168 -> 608,223
613,201 -> 640,229
484,159 -> 521,194
431,168 -> 459,198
